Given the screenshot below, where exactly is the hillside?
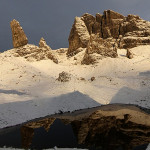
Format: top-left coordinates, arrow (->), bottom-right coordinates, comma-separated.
0,10 -> 150,129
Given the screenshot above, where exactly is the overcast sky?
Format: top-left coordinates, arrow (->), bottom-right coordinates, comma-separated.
0,0 -> 150,52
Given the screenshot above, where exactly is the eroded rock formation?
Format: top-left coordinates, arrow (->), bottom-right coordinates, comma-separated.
82,34 -> 118,64
67,17 -> 90,56
13,38 -> 58,63
10,19 -> 28,48
68,10 -> 150,64
38,37 -> 58,63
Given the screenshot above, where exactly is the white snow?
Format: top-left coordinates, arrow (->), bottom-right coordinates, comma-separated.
146,144 -> 150,150
0,45 -> 150,128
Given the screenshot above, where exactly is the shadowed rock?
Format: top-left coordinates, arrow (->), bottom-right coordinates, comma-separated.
10,19 -> 28,48
82,35 -> 118,65
20,105 -> 150,149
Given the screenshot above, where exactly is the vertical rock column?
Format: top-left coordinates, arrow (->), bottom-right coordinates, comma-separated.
10,19 -> 28,48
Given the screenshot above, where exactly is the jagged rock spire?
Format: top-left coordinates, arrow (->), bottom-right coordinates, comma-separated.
10,19 -> 28,48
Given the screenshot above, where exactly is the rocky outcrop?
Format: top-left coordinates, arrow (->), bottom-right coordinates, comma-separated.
39,37 -> 52,50
56,71 -> 71,82
68,10 -> 150,64
71,108 -> 150,149
10,19 -> 28,48
13,39 -> 58,63
67,17 -> 90,56
39,37 -> 58,63
82,35 -> 118,65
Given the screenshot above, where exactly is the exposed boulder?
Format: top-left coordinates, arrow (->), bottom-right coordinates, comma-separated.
126,49 -> 133,59
10,19 -> 28,48
56,71 -> 71,82
67,17 -> 90,56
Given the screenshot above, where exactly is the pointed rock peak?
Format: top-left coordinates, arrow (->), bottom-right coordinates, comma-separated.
103,10 -> 124,19
10,19 -> 28,48
39,37 -> 52,50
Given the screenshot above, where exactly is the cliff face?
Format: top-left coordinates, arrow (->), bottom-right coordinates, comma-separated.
68,10 -> 150,64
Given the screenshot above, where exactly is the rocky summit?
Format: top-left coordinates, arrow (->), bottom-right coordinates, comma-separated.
9,10 -> 150,65
10,19 -> 28,48
67,10 -> 150,64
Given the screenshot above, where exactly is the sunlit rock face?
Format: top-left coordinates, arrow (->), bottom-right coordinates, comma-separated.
10,19 -> 28,48
67,17 -> 90,56
20,105 -> 150,149
68,10 -> 150,64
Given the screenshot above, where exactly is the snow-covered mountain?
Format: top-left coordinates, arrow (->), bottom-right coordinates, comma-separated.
1,10 -> 150,129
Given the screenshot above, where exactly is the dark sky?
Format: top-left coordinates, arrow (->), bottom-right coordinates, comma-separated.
0,0 -> 150,52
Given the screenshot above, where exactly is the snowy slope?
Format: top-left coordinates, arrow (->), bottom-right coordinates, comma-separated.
0,45 -> 150,128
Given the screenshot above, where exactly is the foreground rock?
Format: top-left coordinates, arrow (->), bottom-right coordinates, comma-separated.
10,19 -> 28,48
56,71 -> 71,82
13,39 -> 58,63
21,105 -> 150,149
68,10 -> 150,64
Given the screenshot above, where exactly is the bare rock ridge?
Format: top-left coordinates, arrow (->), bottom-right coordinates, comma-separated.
67,17 -> 90,56
10,19 -> 58,63
67,10 -> 150,62
21,106 -> 150,149
9,11 -> 150,64
10,19 -> 28,48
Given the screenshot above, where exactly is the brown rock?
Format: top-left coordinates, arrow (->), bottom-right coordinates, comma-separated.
38,37 -> 58,63
126,49 -> 133,59
81,13 -> 96,34
10,19 -> 28,48
67,17 -> 90,56
91,77 -> 95,81
68,10 -> 150,62
56,71 -> 71,82
39,37 -> 52,50
102,10 -> 124,38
